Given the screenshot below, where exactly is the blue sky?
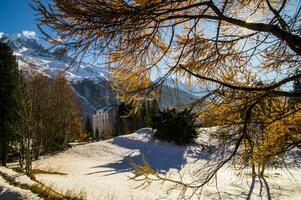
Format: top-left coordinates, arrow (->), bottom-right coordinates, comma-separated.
0,0 -> 40,36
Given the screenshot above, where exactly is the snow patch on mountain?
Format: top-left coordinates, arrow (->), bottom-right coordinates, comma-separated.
2,31 -> 111,83
2,31 -> 204,100
21,30 -> 36,39
155,77 -> 206,97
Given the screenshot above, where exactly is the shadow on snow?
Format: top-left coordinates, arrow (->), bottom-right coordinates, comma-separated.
87,130 -> 209,175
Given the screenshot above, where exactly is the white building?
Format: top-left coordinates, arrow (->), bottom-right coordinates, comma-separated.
92,106 -> 115,139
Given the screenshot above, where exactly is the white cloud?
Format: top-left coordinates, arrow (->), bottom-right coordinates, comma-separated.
0,32 -> 4,38
22,30 -> 36,39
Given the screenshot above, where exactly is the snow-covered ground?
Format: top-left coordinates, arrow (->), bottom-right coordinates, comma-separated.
26,128 -> 301,200
0,176 -> 39,200
0,167 -> 41,200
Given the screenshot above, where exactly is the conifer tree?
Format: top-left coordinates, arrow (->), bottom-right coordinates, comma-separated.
85,115 -> 93,138
95,129 -> 100,141
0,42 -> 21,166
140,102 -> 151,128
150,99 -> 160,117
115,101 -> 142,135
151,108 -> 198,145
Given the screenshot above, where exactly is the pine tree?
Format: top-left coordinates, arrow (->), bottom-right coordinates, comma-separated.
95,129 -> 100,141
85,115 -> 93,138
151,108 -> 198,145
0,42 -> 21,166
150,99 -> 160,117
140,102 -> 151,127
115,102 -> 129,135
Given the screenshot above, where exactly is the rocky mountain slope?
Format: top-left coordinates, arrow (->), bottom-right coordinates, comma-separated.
1,31 -> 198,116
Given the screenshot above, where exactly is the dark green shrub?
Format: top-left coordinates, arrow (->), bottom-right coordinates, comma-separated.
151,108 -> 198,145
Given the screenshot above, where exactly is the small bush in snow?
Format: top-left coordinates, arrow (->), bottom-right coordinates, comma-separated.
151,108 -> 198,145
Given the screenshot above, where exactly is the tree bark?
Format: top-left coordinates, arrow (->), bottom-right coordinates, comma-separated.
1,141 -> 8,166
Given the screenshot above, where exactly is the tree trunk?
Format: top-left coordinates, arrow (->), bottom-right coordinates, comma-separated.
1,141 -> 8,166
251,163 -> 256,177
25,138 -> 32,178
259,163 -> 266,177
19,137 -> 25,168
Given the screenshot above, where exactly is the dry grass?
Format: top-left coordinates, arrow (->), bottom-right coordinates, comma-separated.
13,167 -> 67,176
0,170 -> 85,200
32,168 -> 67,176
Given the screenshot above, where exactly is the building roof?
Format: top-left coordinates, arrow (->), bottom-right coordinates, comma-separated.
96,106 -> 114,114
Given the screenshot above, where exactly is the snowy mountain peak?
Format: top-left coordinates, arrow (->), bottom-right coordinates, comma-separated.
155,77 -> 205,97
0,32 -> 6,39
2,31 -> 45,54
2,31 -> 111,83
20,30 -> 37,39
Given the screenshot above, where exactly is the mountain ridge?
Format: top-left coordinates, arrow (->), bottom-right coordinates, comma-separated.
1,31 -> 111,83
1,31 -> 199,116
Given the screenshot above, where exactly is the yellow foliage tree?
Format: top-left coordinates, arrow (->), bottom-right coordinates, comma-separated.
34,0 -> 301,197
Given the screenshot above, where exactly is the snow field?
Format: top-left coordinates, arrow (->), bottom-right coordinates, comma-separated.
29,128 -> 301,200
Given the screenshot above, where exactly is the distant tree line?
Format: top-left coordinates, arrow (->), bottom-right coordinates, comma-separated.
114,99 -> 199,146
114,99 -> 159,136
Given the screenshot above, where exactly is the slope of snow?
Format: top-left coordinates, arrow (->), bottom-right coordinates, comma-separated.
31,128 -> 301,200
0,176 -> 41,200
0,167 -> 41,200
0,167 -> 36,187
